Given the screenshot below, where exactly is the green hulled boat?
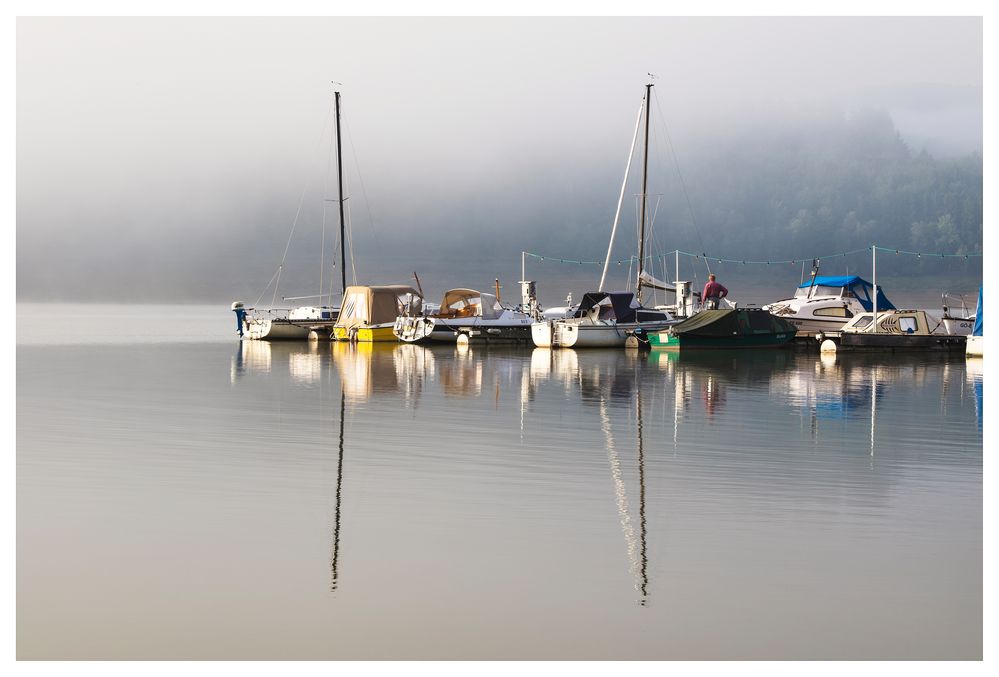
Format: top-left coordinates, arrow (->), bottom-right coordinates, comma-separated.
648,308 -> 797,350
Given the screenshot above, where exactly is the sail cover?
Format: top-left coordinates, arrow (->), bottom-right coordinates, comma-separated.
638,271 -> 676,293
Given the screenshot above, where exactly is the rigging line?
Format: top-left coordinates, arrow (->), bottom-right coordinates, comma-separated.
652,89 -> 711,277
341,114 -> 379,245
267,95 -> 338,309
345,190 -> 358,286
253,267 -> 282,308
271,93 -> 342,308
646,195 -> 665,305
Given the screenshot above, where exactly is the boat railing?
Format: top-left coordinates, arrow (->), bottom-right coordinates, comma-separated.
941,292 -> 973,319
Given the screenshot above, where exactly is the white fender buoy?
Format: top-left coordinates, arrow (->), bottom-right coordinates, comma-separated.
820,339 -> 838,353
456,333 -> 470,346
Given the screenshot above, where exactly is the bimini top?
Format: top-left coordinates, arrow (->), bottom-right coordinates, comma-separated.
437,289 -> 503,320
796,275 -> 896,312
573,291 -> 639,323
335,285 -> 422,330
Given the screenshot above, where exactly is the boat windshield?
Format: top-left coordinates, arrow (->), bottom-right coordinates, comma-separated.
851,315 -> 874,329
794,285 -> 844,299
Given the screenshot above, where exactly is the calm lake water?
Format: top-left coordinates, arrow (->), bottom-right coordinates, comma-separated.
17,304 -> 982,659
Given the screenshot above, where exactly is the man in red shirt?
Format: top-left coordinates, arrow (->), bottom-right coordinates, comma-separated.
701,274 -> 728,309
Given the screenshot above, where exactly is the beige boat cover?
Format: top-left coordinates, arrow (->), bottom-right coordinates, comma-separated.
335,285 -> 423,330
437,289 -> 503,320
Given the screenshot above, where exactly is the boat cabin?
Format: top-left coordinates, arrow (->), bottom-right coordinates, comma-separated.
435,289 -> 503,320
842,309 -> 944,335
335,285 -> 423,330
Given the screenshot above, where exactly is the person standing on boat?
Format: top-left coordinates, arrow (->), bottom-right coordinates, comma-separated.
702,274 -> 728,310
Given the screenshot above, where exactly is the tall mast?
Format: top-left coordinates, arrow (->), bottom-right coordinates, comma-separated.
334,89 -> 347,300
636,83 -> 652,303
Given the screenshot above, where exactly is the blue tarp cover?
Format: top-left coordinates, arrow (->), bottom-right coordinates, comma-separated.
797,275 -> 895,312
973,285 -> 983,336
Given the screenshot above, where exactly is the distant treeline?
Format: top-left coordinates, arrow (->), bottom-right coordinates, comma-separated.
642,108 -> 983,276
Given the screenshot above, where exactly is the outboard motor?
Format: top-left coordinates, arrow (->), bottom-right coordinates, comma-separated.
231,301 -> 246,337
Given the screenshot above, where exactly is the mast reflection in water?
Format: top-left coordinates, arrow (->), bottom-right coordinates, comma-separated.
17,322 -> 982,659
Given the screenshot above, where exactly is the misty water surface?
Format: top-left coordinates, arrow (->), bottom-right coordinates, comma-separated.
16,305 -> 982,659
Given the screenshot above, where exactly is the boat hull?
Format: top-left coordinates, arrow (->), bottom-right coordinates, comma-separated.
395,316 -> 533,344
649,309 -> 797,350
835,333 -> 966,351
533,320 -> 676,348
332,324 -> 398,342
244,318 -> 313,340
966,335 -> 984,357
649,331 -> 795,350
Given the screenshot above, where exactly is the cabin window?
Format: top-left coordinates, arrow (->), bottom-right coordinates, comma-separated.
899,317 -> 918,334
813,307 -> 853,318
852,315 -> 873,329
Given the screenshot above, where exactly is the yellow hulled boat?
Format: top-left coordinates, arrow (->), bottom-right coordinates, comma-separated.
332,285 -> 422,342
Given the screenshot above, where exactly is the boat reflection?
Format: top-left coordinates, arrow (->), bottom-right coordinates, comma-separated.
230,339 -> 273,382
331,385 -> 346,592
966,357 -> 983,432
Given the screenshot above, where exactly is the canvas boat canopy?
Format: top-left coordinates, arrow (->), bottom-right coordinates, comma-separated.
795,275 -> 895,312
973,285 -> 983,336
572,291 -> 639,323
437,289 -> 503,320
671,308 -> 797,337
335,285 -> 422,330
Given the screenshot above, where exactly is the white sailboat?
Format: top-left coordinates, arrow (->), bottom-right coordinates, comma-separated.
233,87 -> 350,340
533,82 -> 676,348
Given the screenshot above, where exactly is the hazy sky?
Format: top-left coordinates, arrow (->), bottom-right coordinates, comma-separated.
16,17 -> 983,302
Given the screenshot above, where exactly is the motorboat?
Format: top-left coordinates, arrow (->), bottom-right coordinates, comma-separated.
332,285 -> 423,342
394,288 -> 533,344
764,275 -> 896,336
820,308 -> 966,352
648,308 -> 797,350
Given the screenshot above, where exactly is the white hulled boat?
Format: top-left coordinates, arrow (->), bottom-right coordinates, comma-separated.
763,275 -> 896,336
394,288 -> 533,344
532,292 -> 674,348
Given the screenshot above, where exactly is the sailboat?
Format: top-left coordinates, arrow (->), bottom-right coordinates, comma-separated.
532,82 -> 677,348
233,87 -> 350,340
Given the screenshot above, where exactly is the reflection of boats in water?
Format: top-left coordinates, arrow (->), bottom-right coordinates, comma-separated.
394,288 -> 533,344
331,341 -> 406,402
649,308 -> 796,350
